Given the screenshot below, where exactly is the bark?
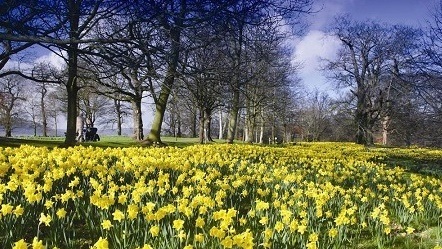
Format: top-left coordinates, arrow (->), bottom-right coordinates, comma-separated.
355,89 -> 375,145
64,56 -> 79,146
40,86 -> 48,137
259,122 -> 264,144
198,107 -> 213,144
382,115 -> 390,145
218,110 -> 223,140
245,116 -> 254,143
245,101 -> 257,143
146,25 -> 181,144
176,112 -> 182,137
205,108 -> 213,142
226,89 -> 240,143
191,109 -> 197,138
198,107 -> 204,144
4,113 -> 12,137
63,0 -> 80,146
147,81 -> 172,144
131,99 -> 144,140
54,114 -> 58,137
114,99 -> 122,136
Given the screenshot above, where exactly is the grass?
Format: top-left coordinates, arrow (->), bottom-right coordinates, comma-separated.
0,136 -> 224,148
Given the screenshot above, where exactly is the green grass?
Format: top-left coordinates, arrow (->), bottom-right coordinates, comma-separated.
0,136 -> 65,148
0,136 -> 226,148
0,136 -> 139,148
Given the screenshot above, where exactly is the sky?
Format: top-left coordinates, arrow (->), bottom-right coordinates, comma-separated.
294,0 -> 438,93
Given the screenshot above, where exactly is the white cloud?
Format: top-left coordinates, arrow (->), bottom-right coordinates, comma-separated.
2,51 -> 66,72
294,30 -> 340,73
293,30 -> 340,91
34,52 -> 66,70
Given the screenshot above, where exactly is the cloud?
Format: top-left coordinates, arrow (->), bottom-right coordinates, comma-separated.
34,52 -> 66,70
293,30 -> 341,91
2,51 -> 66,72
294,30 -> 340,74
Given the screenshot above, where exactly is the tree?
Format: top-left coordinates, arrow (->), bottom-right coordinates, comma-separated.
179,34 -> 228,143
109,93 -> 130,136
223,0 -> 313,144
136,0 -> 232,144
78,84 -> 113,129
31,62 -> 59,136
0,74 -> 26,137
326,17 -> 421,145
0,0 -> 54,71
1,0 -> 130,145
298,90 -> 333,141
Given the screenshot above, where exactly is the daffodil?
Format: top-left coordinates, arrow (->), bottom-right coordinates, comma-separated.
56,208 -> 67,219
39,213 -> 51,226
12,239 -> 28,249
149,225 -> 160,237
31,237 -> 45,249
112,209 -> 125,222
101,220 -> 113,230
92,237 -> 108,249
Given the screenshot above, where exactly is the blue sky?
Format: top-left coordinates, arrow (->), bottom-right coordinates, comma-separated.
294,0 -> 437,93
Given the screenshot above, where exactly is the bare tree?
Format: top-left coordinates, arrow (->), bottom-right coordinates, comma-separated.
0,1 -> 56,71
223,0 -> 313,144
298,90 -> 333,141
0,74 -> 26,136
24,93 -> 39,136
326,17 -> 422,145
1,0 -> 130,145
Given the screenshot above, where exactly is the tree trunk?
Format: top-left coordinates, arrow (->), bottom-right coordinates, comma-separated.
5,127 -> 11,137
218,110 -> 223,140
245,116 -> 254,143
64,72 -> 79,146
205,108 -> 213,142
355,90 -> 374,146
382,115 -> 390,145
32,115 -> 37,136
132,99 -> 144,140
40,86 -> 48,137
198,107 -> 204,144
226,89 -> 240,143
191,108 -> 197,138
63,2 -> 80,146
114,99 -> 122,136
177,112 -> 182,137
54,113 -> 58,137
147,84 -> 171,144
259,122 -> 264,144
245,104 -> 256,143
5,112 -> 12,137
146,27 -> 181,144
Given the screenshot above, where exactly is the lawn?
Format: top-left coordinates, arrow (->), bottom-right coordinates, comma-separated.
0,136 -> 209,148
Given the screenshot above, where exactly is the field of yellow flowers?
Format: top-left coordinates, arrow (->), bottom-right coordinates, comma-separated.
1,143 -> 442,249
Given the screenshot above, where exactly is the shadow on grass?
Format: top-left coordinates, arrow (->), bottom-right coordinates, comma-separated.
375,150 -> 442,177
0,137 -> 64,148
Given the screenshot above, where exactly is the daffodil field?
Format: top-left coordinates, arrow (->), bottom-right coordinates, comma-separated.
1,143 -> 442,249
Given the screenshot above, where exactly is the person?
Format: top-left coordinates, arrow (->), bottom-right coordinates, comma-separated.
76,115 -> 84,142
